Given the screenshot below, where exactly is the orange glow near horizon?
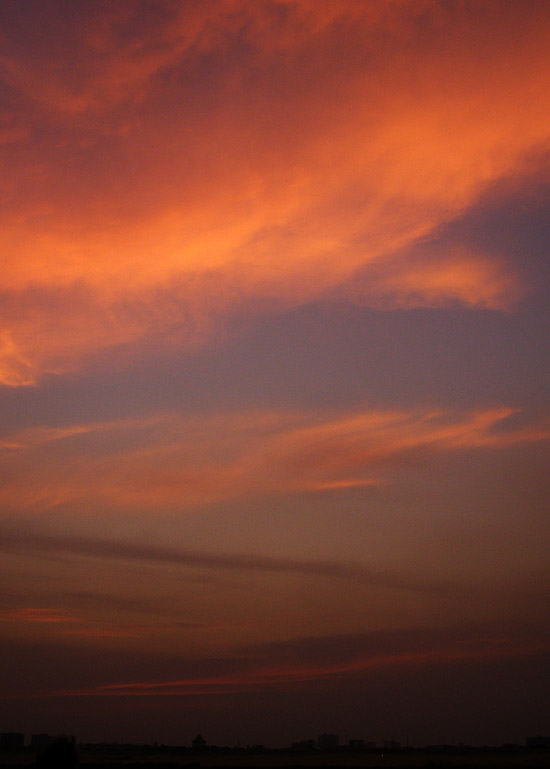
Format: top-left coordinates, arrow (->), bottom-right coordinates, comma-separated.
17,635 -> 547,700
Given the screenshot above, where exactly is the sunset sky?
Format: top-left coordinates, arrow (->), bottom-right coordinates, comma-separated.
1,0 -> 549,748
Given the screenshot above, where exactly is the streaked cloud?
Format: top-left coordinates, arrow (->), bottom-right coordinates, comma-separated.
0,605 -> 145,640
0,529 -> 453,595
0,607 -> 77,624
0,406 -> 547,512
14,625 -> 550,699
337,247 -> 523,310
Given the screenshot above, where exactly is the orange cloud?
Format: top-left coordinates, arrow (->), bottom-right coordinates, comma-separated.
0,406 -> 547,513
0,606 -> 162,641
337,248 -> 523,310
44,635 -> 549,699
1,1 -> 549,383
0,330 -> 36,387
0,607 -> 76,624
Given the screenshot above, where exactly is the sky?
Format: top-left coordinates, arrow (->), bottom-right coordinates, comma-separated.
0,0 -> 549,749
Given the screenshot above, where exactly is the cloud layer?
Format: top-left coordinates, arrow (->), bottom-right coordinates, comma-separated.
2,0 -> 550,383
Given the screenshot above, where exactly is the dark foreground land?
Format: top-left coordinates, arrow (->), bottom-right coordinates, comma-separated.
1,746 -> 549,769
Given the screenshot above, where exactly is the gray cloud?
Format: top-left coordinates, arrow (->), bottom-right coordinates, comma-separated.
0,528 -> 452,595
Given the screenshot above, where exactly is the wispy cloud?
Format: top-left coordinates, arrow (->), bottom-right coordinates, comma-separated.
0,606 -> 147,640
28,628 -> 550,699
0,531 -> 450,595
0,406 -> 547,511
0,607 -> 77,624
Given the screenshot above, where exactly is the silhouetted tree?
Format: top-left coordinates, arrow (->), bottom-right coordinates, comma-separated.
192,733 -> 207,749
36,734 -> 78,768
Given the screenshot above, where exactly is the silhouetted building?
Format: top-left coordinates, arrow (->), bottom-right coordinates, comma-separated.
1,733 -> 25,748
291,739 -> 316,750
526,736 -> 550,747
383,740 -> 401,750
318,733 -> 339,749
35,735 -> 77,768
30,735 -> 52,749
349,739 -> 365,748
192,734 -> 206,749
